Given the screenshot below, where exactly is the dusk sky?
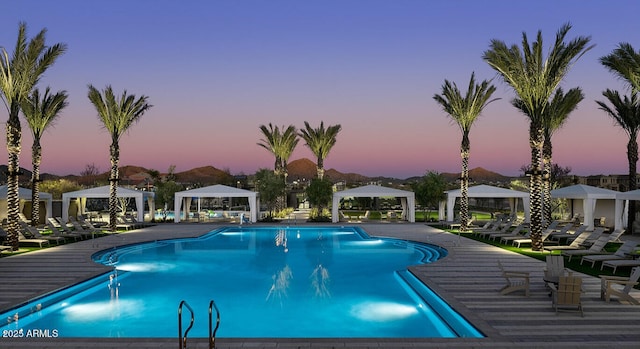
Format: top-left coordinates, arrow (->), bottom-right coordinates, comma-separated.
1,0 -> 639,179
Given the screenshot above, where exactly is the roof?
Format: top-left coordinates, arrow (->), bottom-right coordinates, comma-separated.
175,184 -> 257,197
616,189 -> 640,200
333,185 -> 414,198
0,185 -> 52,200
62,185 -> 154,198
551,184 -> 619,199
445,184 -> 529,198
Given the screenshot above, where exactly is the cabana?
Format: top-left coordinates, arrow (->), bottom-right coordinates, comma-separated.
551,184 -> 619,230
614,189 -> 640,232
174,184 -> 259,223
440,184 -> 530,223
332,185 -> 415,223
0,185 -> 53,224
62,185 -> 155,223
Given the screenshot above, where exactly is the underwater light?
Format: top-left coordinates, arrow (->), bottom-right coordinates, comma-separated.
350,301 -> 418,322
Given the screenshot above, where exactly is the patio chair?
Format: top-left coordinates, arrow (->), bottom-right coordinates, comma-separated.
548,275 -> 584,316
581,241 -> 639,269
561,235 -> 611,262
498,260 -> 530,297
543,230 -> 593,253
490,223 -> 527,242
601,258 -> 640,273
599,267 -> 640,305
19,222 -> 65,245
544,255 -> 570,285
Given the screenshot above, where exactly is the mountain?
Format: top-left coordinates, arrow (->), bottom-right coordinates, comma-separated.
174,166 -> 234,185
287,158 -> 371,183
441,167 -> 509,183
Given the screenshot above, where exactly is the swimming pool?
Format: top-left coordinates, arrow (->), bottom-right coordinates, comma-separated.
0,226 -> 483,338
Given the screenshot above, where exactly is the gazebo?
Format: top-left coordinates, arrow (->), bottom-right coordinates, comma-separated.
174,184 -> 259,223
0,185 -> 53,224
440,184 -> 530,223
62,185 -> 155,223
551,184 -> 619,230
614,189 -> 640,232
332,185 -> 415,223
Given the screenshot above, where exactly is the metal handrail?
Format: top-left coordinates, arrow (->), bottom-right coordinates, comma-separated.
178,300 -> 195,349
208,300 -> 221,349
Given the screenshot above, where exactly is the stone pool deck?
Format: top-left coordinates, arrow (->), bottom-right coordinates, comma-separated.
1,222 -> 639,348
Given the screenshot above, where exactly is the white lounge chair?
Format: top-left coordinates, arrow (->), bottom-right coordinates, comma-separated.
581,241 -> 639,269
561,235 -> 611,262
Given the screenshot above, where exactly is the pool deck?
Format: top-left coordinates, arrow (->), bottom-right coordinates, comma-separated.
1,222 -> 640,348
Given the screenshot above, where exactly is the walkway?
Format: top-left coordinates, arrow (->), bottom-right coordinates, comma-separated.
1,222 -> 639,348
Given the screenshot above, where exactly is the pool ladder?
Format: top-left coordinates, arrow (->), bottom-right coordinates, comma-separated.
178,299 -> 220,349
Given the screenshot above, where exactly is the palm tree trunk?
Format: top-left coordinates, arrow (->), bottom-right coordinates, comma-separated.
109,142 -> 120,232
628,139 -> 638,233
542,138 -> 553,228
460,133 -> 470,231
529,124 -> 544,251
31,142 -> 42,226
6,116 -> 21,251
317,157 -> 324,180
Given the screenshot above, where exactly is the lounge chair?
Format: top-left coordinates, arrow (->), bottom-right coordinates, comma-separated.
498,260 -> 530,296
491,223 -> 528,242
599,267 -> 640,305
479,221 -> 517,239
581,241 -> 639,269
605,228 -> 625,243
5,226 -> 50,248
602,258 -> 640,273
358,211 -> 370,221
19,223 -> 65,245
549,224 -> 588,243
561,235 -> 611,262
46,219 -> 84,241
510,225 -> 565,248
543,230 -> 593,253
548,275 -> 584,316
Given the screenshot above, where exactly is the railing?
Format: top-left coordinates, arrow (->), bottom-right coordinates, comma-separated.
178,300 -> 220,349
209,300 -> 221,349
178,300 -> 195,349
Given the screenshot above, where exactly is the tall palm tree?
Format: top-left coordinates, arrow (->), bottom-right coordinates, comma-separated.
298,121 -> 342,180
0,22 -> 66,250
257,123 -> 299,179
600,43 -> 640,92
433,72 -> 498,231
483,23 -> 592,251
515,87 -> 584,226
596,90 -> 640,233
88,85 -> 151,232
21,87 -> 68,226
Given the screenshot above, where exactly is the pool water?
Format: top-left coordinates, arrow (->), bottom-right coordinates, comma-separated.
0,226 -> 483,338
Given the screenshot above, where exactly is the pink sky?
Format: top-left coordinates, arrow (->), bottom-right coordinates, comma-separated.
0,1 -> 637,179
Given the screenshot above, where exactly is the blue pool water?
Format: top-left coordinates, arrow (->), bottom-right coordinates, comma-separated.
0,226 -> 483,338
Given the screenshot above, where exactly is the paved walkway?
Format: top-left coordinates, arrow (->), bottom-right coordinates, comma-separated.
1,222 -> 639,348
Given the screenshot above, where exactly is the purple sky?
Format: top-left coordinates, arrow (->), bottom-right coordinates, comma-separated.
1,0 -> 639,179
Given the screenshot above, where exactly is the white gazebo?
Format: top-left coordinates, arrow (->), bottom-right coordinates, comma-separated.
0,185 -> 53,223
174,184 -> 259,223
614,189 -> 640,232
551,184 -> 619,230
62,185 -> 155,223
440,184 -> 530,223
332,185 -> 415,223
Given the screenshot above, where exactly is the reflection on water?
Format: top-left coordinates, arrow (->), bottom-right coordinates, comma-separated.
266,265 -> 293,305
310,264 -> 330,298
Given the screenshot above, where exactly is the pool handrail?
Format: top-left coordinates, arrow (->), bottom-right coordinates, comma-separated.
209,300 -> 221,349
178,300 -> 195,349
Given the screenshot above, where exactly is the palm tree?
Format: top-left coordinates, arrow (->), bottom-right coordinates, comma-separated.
483,23 -> 592,251
257,123 -> 299,179
298,121 -> 342,180
21,87 -> 68,226
600,43 -> 640,92
0,22 -> 66,250
515,88 -> 584,226
433,72 -> 498,231
88,85 -> 151,232
596,90 -> 640,233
